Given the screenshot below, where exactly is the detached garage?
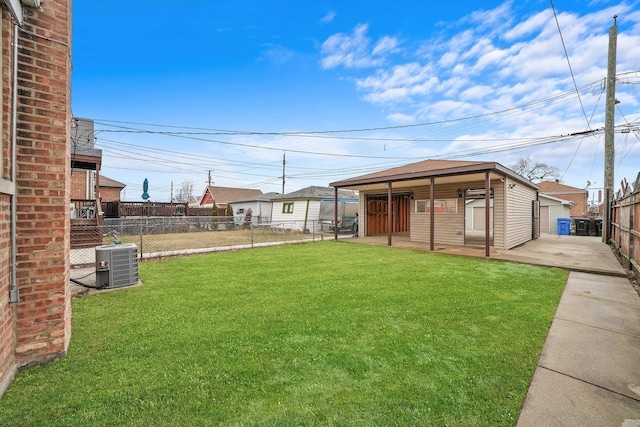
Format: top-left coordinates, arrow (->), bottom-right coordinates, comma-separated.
538,194 -> 575,234
330,159 -> 540,257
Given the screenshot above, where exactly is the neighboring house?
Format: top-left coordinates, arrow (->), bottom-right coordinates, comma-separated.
99,175 -> 126,202
538,180 -> 588,217
198,185 -> 263,212
270,186 -> 358,232
69,118 -> 104,247
464,198 -> 494,231
227,192 -> 279,225
70,173 -> 125,203
330,159 -> 539,254
0,0 -> 72,397
539,194 -> 575,234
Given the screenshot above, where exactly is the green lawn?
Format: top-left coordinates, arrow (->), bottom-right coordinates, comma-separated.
0,241 -> 567,426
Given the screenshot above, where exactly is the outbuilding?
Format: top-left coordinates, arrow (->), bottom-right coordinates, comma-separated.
330,159 -> 539,256
538,194 -> 575,234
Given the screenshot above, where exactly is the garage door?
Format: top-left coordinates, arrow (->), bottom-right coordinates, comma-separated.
540,206 -> 550,233
472,207 -> 494,231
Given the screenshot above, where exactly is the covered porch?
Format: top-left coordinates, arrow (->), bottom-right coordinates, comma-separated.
331,159 -> 540,257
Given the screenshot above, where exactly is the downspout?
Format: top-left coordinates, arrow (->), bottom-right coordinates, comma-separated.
10,23 -> 19,302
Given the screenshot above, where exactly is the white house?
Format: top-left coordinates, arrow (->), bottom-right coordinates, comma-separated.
227,192 -> 279,225
270,186 -> 358,232
539,194 -> 575,234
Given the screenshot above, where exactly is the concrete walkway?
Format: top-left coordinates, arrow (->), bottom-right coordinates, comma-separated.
517,270 -> 640,426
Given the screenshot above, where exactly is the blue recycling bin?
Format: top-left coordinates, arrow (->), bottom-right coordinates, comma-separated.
557,218 -> 570,235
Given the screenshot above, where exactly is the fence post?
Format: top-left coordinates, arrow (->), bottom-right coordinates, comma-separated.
629,193 -> 634,270
139,219 -> 144,260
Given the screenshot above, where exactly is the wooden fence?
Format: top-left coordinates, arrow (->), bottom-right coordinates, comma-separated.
102,201 -> 214,218
610,172 -> 640,281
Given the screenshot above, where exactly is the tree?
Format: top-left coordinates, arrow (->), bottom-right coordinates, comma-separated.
174,180 -> 194,203
510,157 -> 560,182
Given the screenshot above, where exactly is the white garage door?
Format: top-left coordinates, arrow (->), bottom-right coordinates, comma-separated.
472,207 -> 494,231
540,206 -> 550,233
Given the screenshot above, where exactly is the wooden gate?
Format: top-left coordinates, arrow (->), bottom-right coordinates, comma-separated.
365,195 -> 410,235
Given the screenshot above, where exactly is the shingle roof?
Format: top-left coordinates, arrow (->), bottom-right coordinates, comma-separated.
271,186 -> 358,200
99,175 -> 126,188
228,192 -> 280,203
203,186 -> 263,204
538,181 -> 587,193
330,159 -> 537,189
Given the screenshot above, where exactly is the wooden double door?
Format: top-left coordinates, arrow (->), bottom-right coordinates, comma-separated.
365,194 -> 410,235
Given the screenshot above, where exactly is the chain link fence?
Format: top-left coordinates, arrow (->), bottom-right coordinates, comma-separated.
70,217 -> 355,268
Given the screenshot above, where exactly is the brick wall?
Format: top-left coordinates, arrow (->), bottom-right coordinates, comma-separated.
100,186 -> 122,202
0,193 -> 17,395
70,169 -> 90,199
0,0 -> 72,395
0,8 -> 18,397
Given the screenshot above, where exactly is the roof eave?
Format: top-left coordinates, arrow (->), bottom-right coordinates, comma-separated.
331,162 -> 539,190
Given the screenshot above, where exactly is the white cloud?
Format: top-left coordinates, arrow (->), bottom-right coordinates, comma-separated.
387,113 -> 416,124
321,10 -> 336,24
356,63 -> 438,104
320,24 -> 399,69
372,36 -> 400,55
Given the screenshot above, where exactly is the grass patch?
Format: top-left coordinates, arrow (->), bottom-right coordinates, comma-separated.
1,241 -> 567,426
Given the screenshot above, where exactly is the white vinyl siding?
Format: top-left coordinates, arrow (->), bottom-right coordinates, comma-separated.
409,184 -> 464,246
505,180 -> 536,249
271,199 -> 322,232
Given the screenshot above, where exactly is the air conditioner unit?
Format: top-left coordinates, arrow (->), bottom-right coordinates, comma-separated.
95,243 -> 139,288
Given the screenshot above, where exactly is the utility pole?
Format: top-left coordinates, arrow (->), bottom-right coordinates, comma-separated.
208,170 -> 213,186
170,181 -> 174,203
603,16 -> 617,243
282,152 -> 286,194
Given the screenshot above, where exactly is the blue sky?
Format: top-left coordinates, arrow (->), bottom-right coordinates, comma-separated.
72,1 -> 640,203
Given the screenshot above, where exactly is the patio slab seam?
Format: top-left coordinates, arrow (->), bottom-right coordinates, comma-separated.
537,365 -> 640,405
552,316 -> 640,340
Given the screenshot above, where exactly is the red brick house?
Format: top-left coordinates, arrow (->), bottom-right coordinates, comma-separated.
538,181 -> 588,217
198,185 -> 263,212
70,172 -> 125,203
0,0 -> 72,396
99,176 -> 126,202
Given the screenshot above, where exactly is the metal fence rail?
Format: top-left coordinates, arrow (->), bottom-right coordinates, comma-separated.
70,217 -> 354,267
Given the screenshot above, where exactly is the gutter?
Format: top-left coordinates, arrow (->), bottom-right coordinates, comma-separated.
9,23 -> 19,302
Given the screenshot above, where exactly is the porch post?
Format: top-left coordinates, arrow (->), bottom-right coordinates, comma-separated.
430,176 -> 435,251
387,181 -> 392,246
334,187 -> 338,241
485,172 -> 491,257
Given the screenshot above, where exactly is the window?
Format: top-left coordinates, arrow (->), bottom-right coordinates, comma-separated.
282,202 -> 294,213
236,208 -> 245,214
415,199 -> 458,214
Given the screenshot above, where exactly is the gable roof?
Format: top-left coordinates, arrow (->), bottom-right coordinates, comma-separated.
539,193 -> 576,207
538,180 -> 587,193
99,175 -> 126,189
201,186 -> 263,204
271,186 -> 358,201
228,192 -> 280,204
330,159 -> 537,189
